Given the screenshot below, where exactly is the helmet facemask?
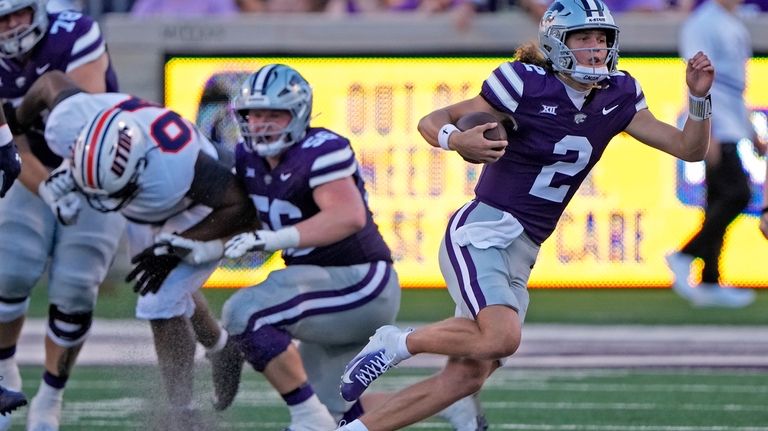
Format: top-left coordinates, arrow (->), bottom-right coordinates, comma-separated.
72,109 -> 149,212
538,0 -> 620,84
232,64 -> 312,157
0,0 -> 49,58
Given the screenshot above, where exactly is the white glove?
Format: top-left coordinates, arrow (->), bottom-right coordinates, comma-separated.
38,180 -> 82,226
154,233 -> 224,265
46,159 -> 76,198
224,227 -> 300,259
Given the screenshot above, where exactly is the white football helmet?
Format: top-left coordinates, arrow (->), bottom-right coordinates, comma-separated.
232,64 -> 312,157
538,0 -> 619,84
71,108 -> 148,212
0,0 -> 49,58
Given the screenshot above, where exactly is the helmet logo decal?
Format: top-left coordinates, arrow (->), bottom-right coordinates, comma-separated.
578,0 -> 605,17
111,125 -> 132,177
542,1 -> 567,23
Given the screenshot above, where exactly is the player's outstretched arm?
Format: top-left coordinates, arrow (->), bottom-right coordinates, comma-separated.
626,52 -> 714,162
17,71 -> 83,128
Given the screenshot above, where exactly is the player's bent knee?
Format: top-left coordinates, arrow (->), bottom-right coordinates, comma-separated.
232,325 -> 291,372
0,296 -> 30,322
439,367 -> 485,397
47,304 -> 93,348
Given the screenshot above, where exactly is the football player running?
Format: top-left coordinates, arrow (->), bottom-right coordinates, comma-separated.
0,1 -> 124,430
15,70 -> 256,431
337,0 -> 714,430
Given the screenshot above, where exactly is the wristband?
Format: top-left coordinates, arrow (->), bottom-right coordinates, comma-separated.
268,226 -> 301,250
688,93 -> 712,121
437,123 -> 459,151
0,124 -> 12,147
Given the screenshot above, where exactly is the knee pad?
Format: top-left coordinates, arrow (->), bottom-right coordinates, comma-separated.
233,325 -> 291,372
0,296 -> 30,322
47,304 -> 93,348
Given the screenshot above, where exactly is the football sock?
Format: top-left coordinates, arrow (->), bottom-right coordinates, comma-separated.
0,356 -> 20,390
396,329 -> 412,360
42,371 -> 68,390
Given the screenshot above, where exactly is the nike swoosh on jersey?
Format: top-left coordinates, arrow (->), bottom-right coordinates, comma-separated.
36,64 -> 50,75
341,355 -> 368,384
280,173 -> 292,181
602,105 -> 619,115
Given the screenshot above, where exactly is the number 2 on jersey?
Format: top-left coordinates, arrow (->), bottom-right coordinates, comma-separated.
529,135 -> 592,203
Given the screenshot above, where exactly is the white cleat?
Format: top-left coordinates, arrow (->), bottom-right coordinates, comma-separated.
26,392 -> 62,431
690,283 -> 756,308
665,252 -> 695,301
437,393 -> 488,431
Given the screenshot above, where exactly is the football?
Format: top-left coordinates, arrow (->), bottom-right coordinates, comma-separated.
455,112 -> 509,164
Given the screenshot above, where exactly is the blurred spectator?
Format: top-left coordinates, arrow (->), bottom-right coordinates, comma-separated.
679,0 -> 768,12
266,0 -> 327,12
324,0 -> 476,31
666,0 -> 763,308
519,0 -> 669,21
237,0 -> 267,12
130,0 -> 240,16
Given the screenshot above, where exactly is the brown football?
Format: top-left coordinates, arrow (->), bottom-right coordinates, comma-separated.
455,112 -> 508,164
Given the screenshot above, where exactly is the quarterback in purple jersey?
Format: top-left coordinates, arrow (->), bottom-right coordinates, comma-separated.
0,1 -> 123,430
337,0 -> 714,430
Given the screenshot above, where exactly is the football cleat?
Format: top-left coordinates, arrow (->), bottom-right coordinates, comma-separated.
207,337 -> 245,411
665,252 -> 695,301
437,393 -> 489,431
26,391 -> 61,431
0,385 -> 26,416
690,283 -> 755,309
340,325 -> 410,402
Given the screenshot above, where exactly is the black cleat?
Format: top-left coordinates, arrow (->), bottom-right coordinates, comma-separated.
0,385 -> 27,416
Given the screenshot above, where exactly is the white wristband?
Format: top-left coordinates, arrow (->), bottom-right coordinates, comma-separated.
437,123 -> 459,151
0,124 -> 12,147
267,226 -> 301,251
688,93 -> 712,121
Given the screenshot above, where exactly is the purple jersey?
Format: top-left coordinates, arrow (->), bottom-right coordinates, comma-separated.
235,127 -> 392,267
477,61 -> 646,244
0,11 -> 118,167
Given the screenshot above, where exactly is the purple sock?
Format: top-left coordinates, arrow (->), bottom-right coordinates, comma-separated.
43,371 -> 68,389
282,382 -> 314,406
0,345 -> 15,360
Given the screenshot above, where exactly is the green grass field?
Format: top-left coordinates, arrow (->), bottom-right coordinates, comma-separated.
10,365 -> 768,430
11,285 -> 768,430
24,281 -> 768,325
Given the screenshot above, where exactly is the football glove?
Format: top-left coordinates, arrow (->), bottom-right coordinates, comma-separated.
125,245 -> 181,296
38,161 -> 81,225
0,141 -> 21,198
224,227 -> 300,259
153,233 -> 224,265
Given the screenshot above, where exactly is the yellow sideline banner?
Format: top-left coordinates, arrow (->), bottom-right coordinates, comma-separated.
165,56 -> 768,288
